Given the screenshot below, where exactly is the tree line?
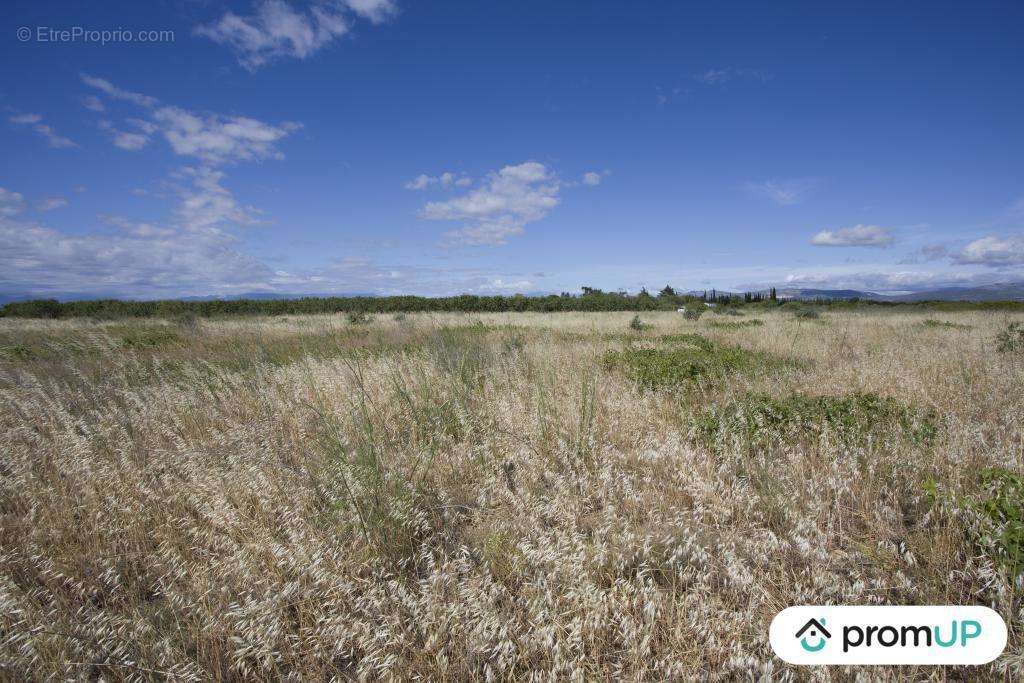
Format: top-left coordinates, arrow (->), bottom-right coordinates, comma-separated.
1,287 -> 1020,319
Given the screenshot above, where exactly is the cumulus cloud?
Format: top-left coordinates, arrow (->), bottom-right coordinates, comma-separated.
774,269 -> 996,293
0,214 -> 274,300
403,171 -> 472,190
744,178 -> 817,205
419,161 -> 563,246
582,171 -> 602,186
9,113 -> 77,149
0,188 -> 26,217
195,0 -> 397,70
36,197 -> 68,212
153,107 -> 301,164
810,224 -> 894,248
953,235 -> 1024,266
174,166 -> 263,231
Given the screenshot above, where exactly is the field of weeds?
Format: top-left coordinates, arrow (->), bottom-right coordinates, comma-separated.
2,308 -> 1024,679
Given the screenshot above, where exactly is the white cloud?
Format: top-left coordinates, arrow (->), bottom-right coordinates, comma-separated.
80,74 -> 159,108
81,95 -> 105,112
0,214 -> 273,299
9,113 -> 77,149
403,171 -> 472,190
343,0 -> 398,23
694,68 -> 773,85
98,120 -> 151,151
582,171 -> 602,186
175,166 -> 262,231
953,235 -> 1024,266
36,197 -> 68,212
153,106 -> 301,164
419,161 -> 562,246
0,188 -> 26,217
744,178 -> 817,205
98,214 -> 176,238
810,225 -> 894,248
195,0 -> 394,70
83,76 -> 301,164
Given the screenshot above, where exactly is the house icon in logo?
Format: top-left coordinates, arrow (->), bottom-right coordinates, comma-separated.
795,618 -> 831,652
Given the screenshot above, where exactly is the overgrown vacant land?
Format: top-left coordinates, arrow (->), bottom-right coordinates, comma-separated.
2,309 -> 1024,679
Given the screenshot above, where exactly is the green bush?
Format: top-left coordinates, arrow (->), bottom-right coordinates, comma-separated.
709,319 -> 764,330
681,307 -> 705,321
691,391 -> 937,449
347,310 -> 374,325
792,307 -> 820,320
119,329 -> 185,349
603,335 -> 787,390
975,468 -> 1024,576
996,322 -> 1024,352
0,345 -> 35,361
629,314 -> 648,332
922,319 -> 972,331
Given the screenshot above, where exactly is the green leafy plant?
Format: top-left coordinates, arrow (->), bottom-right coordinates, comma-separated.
629,315 -> 648,332
974,468 -> 1024,576
996,322 -> 1024,352
922,319 -> 972,331
603,334 -> 789,390
347,310 -> 374,325
691,391 -> 938,449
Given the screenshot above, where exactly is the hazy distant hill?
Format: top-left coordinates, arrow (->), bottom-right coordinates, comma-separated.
779,282 -> 1024,302
777,288 -> 885,300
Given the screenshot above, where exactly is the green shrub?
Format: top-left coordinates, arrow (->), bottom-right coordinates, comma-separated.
603,335 -> 788,390
0,345 -> 35,361
119,329 -> 185,349
922,319 -> 972,331
691,391 -> 938,448
681,307 -> 705,321
629,314 -> 648,332
709,319 -> 764,330
996,322 -> 1024,352
974,468 -> 1024,576
347,310 -> 374,325
792,307 -> 820,320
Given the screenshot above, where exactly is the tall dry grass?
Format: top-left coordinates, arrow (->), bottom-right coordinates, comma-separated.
1,309 -> 1022,679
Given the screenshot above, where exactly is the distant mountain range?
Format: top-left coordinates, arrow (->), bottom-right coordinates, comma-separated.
778,282 -> 1024,302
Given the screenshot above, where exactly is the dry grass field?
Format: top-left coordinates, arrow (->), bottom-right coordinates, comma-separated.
2,308 -> 1023,680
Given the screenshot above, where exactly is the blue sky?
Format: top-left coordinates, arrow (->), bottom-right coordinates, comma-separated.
2,0 -> 1024,299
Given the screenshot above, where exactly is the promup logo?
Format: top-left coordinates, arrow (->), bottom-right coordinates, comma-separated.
795,618 -> 830,652
770,606 -> 1006,665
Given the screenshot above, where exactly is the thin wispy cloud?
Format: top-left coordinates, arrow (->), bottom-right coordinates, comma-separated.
744,178 -> 817,205
82,75 -> 301,165
694,67 -> 774,85
81,95 -> 105,112
0,188 -> 26,217
80,74 -> 159,108
404,171 -> 472,190
196,0 -> 398,71
36,197 -> 68,212
8,113 -> 77,149
810,225 -> 894,248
